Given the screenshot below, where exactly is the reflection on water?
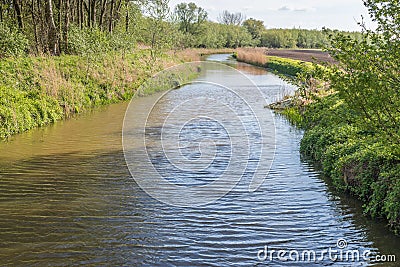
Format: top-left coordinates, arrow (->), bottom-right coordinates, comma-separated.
0,54 -> 398,266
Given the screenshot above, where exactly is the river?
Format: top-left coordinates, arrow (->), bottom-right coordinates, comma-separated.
0,54 -> 398,266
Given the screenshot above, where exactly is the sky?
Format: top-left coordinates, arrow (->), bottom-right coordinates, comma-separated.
169,0 -> 376,31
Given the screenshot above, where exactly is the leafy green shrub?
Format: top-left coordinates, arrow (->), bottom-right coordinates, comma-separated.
266,56 -> 314,77
0,23 -> 29,58
0,84 -> 63,139
298,92 -> 400,233
67,25 -> 112,56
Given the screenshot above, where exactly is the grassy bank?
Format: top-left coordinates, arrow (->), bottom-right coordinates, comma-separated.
236,48 -> 400,234
294,94 -> 400,234
0,48 -> 231,140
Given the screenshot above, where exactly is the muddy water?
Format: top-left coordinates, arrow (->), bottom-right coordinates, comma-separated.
0,54 -> 398,266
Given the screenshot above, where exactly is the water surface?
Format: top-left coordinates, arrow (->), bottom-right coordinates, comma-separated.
0,54 -> 398,266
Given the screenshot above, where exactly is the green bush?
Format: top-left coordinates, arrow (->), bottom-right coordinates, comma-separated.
266,56 -> 314,77
298,93 -> 400,234
0,23 -> 29,58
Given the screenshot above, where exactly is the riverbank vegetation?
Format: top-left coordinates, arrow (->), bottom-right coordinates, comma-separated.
1,0 -> 398,234
236,1 -> 400,234
235,48 -> 316,78
239,1 -> 400,234
298,0 -> 400,234
1,0 -> 244,139
0,48 -> 229,140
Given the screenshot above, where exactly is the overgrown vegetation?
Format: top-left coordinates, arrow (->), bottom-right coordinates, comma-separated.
0,48 -> 221,140
1,0 -> 242,139
279,1 -> 399,234
235,0 -> 400,235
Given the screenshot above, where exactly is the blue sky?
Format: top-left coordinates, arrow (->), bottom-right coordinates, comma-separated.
169,0 -> 376,31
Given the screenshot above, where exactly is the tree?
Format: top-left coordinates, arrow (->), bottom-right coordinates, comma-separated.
243,18 -> 264,42
224,24 -> 253,48
45,0 -> 59,55
324,0 -> 400,141
13,0 -> 24,29
174,2 -> 207,35
196,21 -> 226,48
142,0 -> 172,60
218,10 -> 245,26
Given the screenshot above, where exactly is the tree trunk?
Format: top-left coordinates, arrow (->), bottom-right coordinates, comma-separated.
58,0 -> 63,53
79,0 -> 83,29
125,2 -> 129,32
0,3 -> 3,22
45,0 -> 59,55
99,0 -> 107,29
87,0 -> 90,27
90,0 -> 95,27
13,0 -> 24,29
64,0 -> 70,52
108,0 -> 114,32
83,0 -> 89,27
114,0 -> 122,29
31,0 -> 39,54
37,0 -> 46,53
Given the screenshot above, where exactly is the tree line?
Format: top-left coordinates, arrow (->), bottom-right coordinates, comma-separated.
0,0 -> 363,58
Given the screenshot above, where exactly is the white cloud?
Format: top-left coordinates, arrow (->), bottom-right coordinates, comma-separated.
278,6 -> 291,11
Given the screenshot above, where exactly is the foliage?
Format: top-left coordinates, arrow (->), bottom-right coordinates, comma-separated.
67,25 -> 112,56
298,94 -> 400,233
324,0 -> 400,142
281,0 -> 400,234
267,56 -> 314,76
223,25 -> 254,48
174,2 -> 208,35
0,49 -> 201,140
243,18 -> 265,44
194,22 -> 227,48
0,22 -> 29,57
0,0 -> 369,56
260,28 -> 362,49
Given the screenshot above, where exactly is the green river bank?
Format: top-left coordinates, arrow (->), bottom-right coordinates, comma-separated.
0,49 -> 232,140
237,49 -> 400,235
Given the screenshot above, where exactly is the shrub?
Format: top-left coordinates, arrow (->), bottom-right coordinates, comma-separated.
0,23 -> 29,58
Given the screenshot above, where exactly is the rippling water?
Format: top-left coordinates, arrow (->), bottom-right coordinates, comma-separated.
0,54 -> 398,266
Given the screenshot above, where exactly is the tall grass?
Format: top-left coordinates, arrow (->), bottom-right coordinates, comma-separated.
234,48 -> 269,67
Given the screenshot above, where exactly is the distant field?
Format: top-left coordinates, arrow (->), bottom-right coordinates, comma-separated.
266,49 -> 336,64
